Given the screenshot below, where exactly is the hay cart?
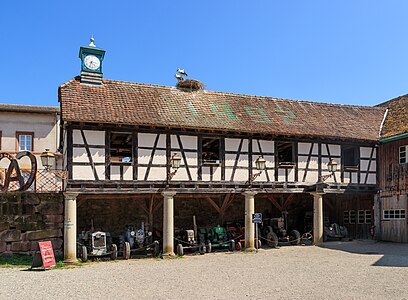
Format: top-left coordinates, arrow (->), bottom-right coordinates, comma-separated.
77,230 -> 118,262
121,222 -> 160,259
226,222 -> 261,251
262,212 -> 301,248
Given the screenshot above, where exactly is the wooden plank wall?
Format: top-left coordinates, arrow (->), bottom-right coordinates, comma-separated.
380,195 -> 407,243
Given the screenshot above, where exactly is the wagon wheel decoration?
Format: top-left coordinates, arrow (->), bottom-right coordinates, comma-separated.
301,232 -> 313,245
0,151 -> 37,192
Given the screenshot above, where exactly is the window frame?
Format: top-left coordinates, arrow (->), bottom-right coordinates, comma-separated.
201,137 -> 222,166
383,209 -> 406,220
276,141 -> 295,167
16,132 -> 34,152
399,145 -> 408,164
342,145 -> 360,171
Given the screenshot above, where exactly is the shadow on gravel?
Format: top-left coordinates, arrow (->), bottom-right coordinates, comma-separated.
321,239 -> 408,267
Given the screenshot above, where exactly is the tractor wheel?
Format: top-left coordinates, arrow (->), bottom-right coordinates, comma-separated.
263,225 -> 274,237
235,241 -> 242,251
81,246 -> 88,262
266,231 -> 279,248
290,230 -> 301,245
153,241 -> 160,257
206,242 -> 212,253
176,244 -> 184,256
229,240 -> 235,251
123,242 -> 131,260
111,244 -> 118,260
199,243 -> 205,255
301,232 -> 313,245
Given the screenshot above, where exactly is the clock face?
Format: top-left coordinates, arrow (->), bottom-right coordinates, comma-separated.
84,55 -> 100,71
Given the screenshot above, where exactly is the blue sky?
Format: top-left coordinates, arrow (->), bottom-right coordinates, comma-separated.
1,1 -> 407,107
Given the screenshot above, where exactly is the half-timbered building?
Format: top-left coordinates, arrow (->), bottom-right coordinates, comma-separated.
58,41 -> 387,262
376,95 -> 408,242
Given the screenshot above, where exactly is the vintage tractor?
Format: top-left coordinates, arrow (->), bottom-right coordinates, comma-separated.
304,211 -> 349,242
121,222 -> 160,259
203,225 -> 235,252
77,230 -> 118,262
262,212 -> 301,248
175,216 -> 207,256
226,222 -> 261,251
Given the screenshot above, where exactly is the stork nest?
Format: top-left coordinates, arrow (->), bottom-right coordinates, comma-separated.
176,79 -> 204,91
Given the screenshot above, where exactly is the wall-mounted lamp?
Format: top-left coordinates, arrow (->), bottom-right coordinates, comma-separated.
250,155 -> 266,183
40,148 -> 55,170
318,159 -> 338,182
168,153 -> 181,182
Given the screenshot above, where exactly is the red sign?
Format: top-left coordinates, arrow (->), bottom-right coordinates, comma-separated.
38,241 -> 56,269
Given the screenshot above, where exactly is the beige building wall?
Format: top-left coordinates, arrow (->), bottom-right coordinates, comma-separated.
0,109 -> 60,170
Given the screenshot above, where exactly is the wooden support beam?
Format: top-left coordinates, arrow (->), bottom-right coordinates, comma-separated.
282,194 -> 295,210
267,195 -> 283,211
206,197 -> 222,214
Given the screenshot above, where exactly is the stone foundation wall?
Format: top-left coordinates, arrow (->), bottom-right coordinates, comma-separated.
0,193 -> 64,257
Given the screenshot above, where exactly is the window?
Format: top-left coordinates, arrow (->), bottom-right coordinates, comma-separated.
276,141 -> 295,167
16,132 -> 33,151
383,209 -> 406,220
400,145 -> 408,164
365,210 -> 372,224
342,145 -> 359,170
358,210 -> 365,224
202,137 -> 221,165
345,210 -> 371,224
343,211 -> 350,224
110,132 -> 132,163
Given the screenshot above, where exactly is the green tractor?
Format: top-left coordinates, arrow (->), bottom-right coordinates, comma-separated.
203,225 -> 235,252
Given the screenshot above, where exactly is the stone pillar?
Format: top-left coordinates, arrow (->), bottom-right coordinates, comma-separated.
243,191 -> 257,251
162,191 -> 176,256
63,192 -> 79,264
312,192 -> 324,246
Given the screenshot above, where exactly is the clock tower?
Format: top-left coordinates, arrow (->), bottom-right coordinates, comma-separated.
79,37 -> 106,85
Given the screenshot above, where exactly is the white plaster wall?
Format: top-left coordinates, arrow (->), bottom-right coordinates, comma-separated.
73,148 -> 105,163
225,138 -> 248,152
252,140 -> 274,153
298,143 -> 318,155
138,167 -> 166,181
139,133 -> 166,148
202,166 -> 221,181
73,130 -> 105,145
171,135 -> 197,150
322,144 -> 341,156
360,147 -> 375,158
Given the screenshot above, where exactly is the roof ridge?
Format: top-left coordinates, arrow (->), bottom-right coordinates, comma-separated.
101,78 -> 383,110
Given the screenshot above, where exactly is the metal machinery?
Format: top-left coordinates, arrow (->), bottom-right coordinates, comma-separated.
262,212 -> 301,248
304,211 -> 349,242
226,222 -> 261,251
203,225 -> 235,252
175,216 -> 207,256
77,230 -> 118,262
121,222 -> 160,259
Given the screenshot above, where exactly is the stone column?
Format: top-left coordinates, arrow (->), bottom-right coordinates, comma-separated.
162,191 -> 176,256
312,192 -> 324,246
243,191 -> 257,251
63,192 -> 79,264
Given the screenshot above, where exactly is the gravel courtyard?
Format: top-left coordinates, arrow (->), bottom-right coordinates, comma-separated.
1,240 -> 408,300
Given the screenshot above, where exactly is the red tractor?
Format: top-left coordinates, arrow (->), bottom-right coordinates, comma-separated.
227,222 -> 262,251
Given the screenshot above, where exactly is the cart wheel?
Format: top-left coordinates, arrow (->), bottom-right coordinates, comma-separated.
229,240 -> 235,251
235,241 -> 242,251
206,242 -> 212,253
257,239 -> 262,249
153,241 -> 160,257
199,243 -> 205,255
81,245 -> 88,262
176,244 -> 184,256
290,230 -> 301,245
301,232 -> 313,245
123,242 -> 131,260
266,231 -> 279,248
263,225 -> 273,237
111,244 -> 118,260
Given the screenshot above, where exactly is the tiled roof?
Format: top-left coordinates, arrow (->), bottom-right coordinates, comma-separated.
59,77 -> 386,143
0,104 -> 59,114
377,95 -> 408,138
